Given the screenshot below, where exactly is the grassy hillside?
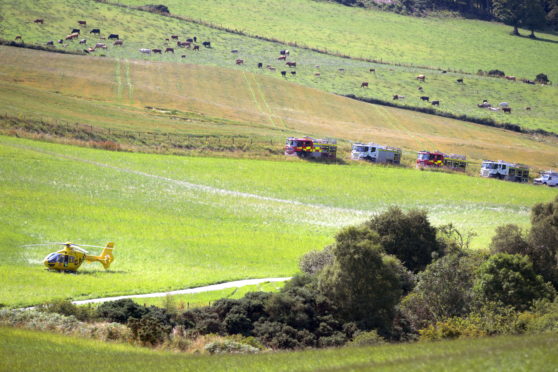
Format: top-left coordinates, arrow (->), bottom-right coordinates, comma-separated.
1,0 -> 557,133
1,136 -> 556,307
2,327 -> 557,371
116,0 -> 558,79
1,46 -> 557,169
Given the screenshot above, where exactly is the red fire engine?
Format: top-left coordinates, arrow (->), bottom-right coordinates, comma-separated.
284,137 -> 337,159
416,151 -> 467,171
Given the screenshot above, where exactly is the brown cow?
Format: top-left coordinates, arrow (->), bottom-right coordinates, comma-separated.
361,82 -> 369,88
78,20 -> 86,26
65,33 -> 79,40
286,62 -> 296,67
79,39 -> 87,44
369,68 -> 375,73
15,36 -> 22,41
34,19 -> 44,24
278,55 -> 287,61
177,41 -> 190,47
505,76 -> 516,81
165,47 -> 174,53
236,59 -> 244,65
95,43 -> 107,49
152,49 -> 162,54
193,45 -> 199,51
171,35 -> 179,40
113,40 -> 123,46
416,74 -> 426,82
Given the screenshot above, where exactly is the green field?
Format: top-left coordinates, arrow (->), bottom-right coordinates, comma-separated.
1,0 -> 557,133
1,46 -> 557,170
1,135 -> 556,307
2,327 -> 557,371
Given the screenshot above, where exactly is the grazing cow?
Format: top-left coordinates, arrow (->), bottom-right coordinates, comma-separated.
503,107 -> 512,113
65,33 -> 79,40
286,62 -> 296,67
278,55 -> 287,61
46,40 -> 54,46
177,41 -> 190,47
165,47 -> 174,53
236,59 -> 244,65
83,49 -> 89,54
34,19 -> 44,24
15,35 -> 22,41
152,49 -> 162,54
58,39 -> 63,44
442,70 -> 447,73
315,65 -> 320,69
314,72 -> 320,77
361,82 -> 369,88
416,74 -> 426,82
90,29 -> 100,35
139,48 -> 151,54
478,103 -> 491,108
393,94 -> 405,100
418,86 -> 423,91
113,40 -> 123,46
71,29 -> 80,34
95,43 -> 107,49
291,71 -> 296,76
281,71 -> 287,77
269,67 -> 276,71
186,38 -> 193,43
87,47 -> 95,53
525,107 -> 531,110
338,68 -> 345,73
202,41 -> 211,48
420,96 -> 430,101
194,36 -> 197,42
231,49 -> 239,53
193,45 -> 199,51
456,78 -> 464,84
257,62 -> 263,68
78,20 -> 86,26
489,107 -> 500,111
108,34 -> 119,40
499,102 -> 509,107
431,100 -> 440,106
369,68 -> 375,73
280,49 -> 289,55
79,39 -> 87,44
171,35 -> 179,40
505,76 -> 516,81
181,55 -> 186,58
522,79 -> 535,85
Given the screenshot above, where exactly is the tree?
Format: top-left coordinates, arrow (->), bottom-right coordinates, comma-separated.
523,0 -> 547,37
474,253 -> 555,311
366,207 -> 443,273
529,195 -> 558,287
490,224 -> 531,256
493,0 -> 527,35
318,225 -> 404,332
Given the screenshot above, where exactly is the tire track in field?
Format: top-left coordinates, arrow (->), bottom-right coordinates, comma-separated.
124,59 -> 134,104
6,142 -> 372,218
248,72 -> 288,128
114,58 -> 123,101
242,71 -> 279,129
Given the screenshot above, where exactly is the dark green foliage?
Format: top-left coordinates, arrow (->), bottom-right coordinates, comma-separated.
128,313 -> 172,346
401,252 -> 483,330
38,300 -> 96,322
319,225 -> 404,332
96,299 -> 148,324
488,69 -> 506,77
490,224 -> 531,256
366,207 -> 442,273
529,196 -> 558,287
494,0 -> 528,34
348,330 -> 386,346
524,0 -> 547,37
299,245 -> 334,275
137,4 -> 170,15
535,73 -> 550,84
474,253 -> 555,311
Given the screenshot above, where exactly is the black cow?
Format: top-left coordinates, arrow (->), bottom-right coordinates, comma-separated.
108,34 -> 119,40
291,71 -> 296,76
456,78 -> 464,84
431,100 -> 440,106
281,71 -> 287,77
193,36 -> 197,42
71,29 -> 80,34
257,62 -> 263,68
202,41 -> 211,48
420,96 -> 430,101
90,28 -> 100,35
186,38 -> 193,42
46,40 -> 54,46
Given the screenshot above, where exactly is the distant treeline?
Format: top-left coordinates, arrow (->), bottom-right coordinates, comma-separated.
324,0 -> 558,35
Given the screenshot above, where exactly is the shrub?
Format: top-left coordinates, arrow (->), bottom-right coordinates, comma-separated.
348,330 -> 386,346
128,314 -> 172,346
299,245 -> 334,275
474,253 -> 555,311
490,224 -> 530,256
97,299 -> 148,324
38,299 -> 96,322
419,317 -> 486,341
528,195 -> 558,287
204,340 -> 259,354
488,69 -> 506,77
535,73 -> 550,84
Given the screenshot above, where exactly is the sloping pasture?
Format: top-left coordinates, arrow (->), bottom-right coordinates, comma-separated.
1,0 -> 557,133
2,327 -> 557,371
1,46 -> 557,169
1,136 -> 556,306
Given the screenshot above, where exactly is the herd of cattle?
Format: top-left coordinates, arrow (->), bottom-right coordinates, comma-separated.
27,18 -> 535,114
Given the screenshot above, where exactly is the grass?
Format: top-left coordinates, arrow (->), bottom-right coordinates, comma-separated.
2,326 -> 558,371
0,0 -> 557,134
1,46 -> 558,169
1,135 -> 556,307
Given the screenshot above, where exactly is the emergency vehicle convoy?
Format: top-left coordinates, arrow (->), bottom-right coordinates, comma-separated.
480,160 -> 529,183
351,143 -> 402,164
416,151 -> 467,171
284,137 -> 337,159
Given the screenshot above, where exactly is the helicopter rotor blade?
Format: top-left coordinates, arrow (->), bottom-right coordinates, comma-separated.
69,245 -> 89,254
74,244 -> 107,249
21,242 -> 67,247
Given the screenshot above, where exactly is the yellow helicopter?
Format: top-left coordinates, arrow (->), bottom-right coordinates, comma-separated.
25,242 -> 115,272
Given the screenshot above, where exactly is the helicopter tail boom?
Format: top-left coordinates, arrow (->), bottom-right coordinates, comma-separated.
85,242 -> 114,269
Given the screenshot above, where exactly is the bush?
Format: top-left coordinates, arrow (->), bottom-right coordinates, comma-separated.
299,246 -> 334,275
138,4 -> 170,15
474,253 -> 555,311
97,299 -> 148,324
38,299 -> 96,322
535,73 -> 550,84
204,340 -> 259,354
490,224 -> 530,256
488,69 -> 506,77
348,330 -> 386,346
419,317 -> 487,341
128,314 -> 172,346
528,196 -> 558,287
